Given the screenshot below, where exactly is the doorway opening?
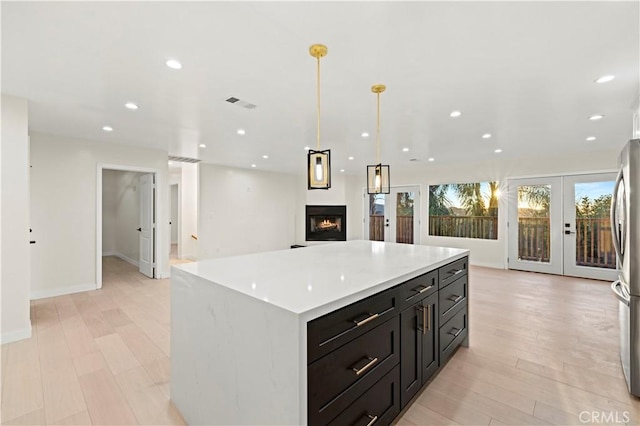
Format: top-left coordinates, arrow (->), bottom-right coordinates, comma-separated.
170,183 -> 180,262
507,172 -> 617,281
96,164 -> 160,289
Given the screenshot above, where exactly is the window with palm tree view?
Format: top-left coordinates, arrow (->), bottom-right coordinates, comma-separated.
429,182 -> 499,239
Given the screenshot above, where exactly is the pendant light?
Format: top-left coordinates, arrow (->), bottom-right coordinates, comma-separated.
367,84 -> 390,194
307,44 -> 331,190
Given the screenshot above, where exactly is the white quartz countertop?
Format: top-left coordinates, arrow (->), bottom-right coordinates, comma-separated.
173,240 -> 468,318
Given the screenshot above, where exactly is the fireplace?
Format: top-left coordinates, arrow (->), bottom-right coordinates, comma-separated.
306,205 -> 347,241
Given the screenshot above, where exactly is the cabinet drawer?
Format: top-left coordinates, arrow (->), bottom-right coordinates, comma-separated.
308,288 -> 399,363
438,275 -> 467,324
439,257 -> 468,289
328,365 -> 400,426
398,270 -> 438,308
439,306 -> 467,363
308,318 -> 399,426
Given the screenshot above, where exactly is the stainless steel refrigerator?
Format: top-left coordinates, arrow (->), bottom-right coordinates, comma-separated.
611,139 -> 640,396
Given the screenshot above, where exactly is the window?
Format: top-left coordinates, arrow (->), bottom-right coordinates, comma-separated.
428,182 -> 499,240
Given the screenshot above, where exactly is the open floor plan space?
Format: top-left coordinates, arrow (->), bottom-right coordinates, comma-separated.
1,257 -> 637,425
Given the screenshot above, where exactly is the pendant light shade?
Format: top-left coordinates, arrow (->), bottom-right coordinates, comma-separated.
307,44 -> 331,190
308,149 -> 331,189
367,84 -> 391,194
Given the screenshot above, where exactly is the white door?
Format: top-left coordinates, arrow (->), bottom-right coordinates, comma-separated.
139,173 -> 155,278
562,173 -> 617,281
508,174 -> 618,280
508,177 -> 563,274
365,186 -> 420,244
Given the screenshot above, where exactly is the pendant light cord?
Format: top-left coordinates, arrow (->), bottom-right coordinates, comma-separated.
316,56 -> 321,150
376,92 -> 381,164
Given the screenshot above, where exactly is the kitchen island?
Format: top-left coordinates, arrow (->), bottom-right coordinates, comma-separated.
171,240 -> 469,425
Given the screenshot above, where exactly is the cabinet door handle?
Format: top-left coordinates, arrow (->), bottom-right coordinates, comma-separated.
413,284 -> 433,294
448,268 -> 464,277
449,294 -> 463,303
448,327 -> 463,338
427,303 -> 431,332
365,414 -> 378,426
351,356 -> 379,376
354,313 -> 379,327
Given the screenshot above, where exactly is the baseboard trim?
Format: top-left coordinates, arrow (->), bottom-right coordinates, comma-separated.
1,322 -> 33,344
30,283 -> 97,300
102,251 -> 117,256
114,252 -> 140,268
470,261 -> 506,269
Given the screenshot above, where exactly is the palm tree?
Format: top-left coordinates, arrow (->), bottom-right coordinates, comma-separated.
428,185 -> 452,216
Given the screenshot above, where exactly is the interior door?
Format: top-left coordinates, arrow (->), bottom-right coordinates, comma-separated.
365,186 -> 420,244
562,173 -> 617,281
139,173 -> 155,278
508,177 -> 563,274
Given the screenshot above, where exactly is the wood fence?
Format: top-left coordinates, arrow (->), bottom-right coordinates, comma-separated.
374,215 -> 615,269
369,215 -> 414,244
429,216 -> 498,240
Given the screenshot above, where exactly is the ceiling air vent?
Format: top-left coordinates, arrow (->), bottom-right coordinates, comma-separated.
168,155 -> 201,163
225,96 -> 257,110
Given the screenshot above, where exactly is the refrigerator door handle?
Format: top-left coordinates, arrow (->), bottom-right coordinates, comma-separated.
611,166 -> 624,266
612,279 -> 630,306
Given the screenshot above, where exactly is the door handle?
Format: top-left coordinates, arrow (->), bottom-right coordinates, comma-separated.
611,166 -> 624,265
137,227 -> 142,232
564,230 -> 575,235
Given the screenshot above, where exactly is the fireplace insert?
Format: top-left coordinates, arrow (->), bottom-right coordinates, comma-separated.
305,205 -> 347,241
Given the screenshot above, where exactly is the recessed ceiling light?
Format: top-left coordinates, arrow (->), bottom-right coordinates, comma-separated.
125,102 -> 138,110
494,149 -> 502,153
450,111 -> 461,118
428,157 -> 435,162
237,129 -> 246,135
348,156 -> 354,160
251,164 -> 256,168
262,155 -> 269,159
199,144 -> 207,148
102,126 -> 113,132
166,59 -> 182,70
402,147 -> 410,152
304,146 -> 311,151
361,132 -> 369,138
340,169 -> 345,172
595,75 -> 615,84
586,136 -> 597,141
589,114 -> 604,121
482,133 -> 492,139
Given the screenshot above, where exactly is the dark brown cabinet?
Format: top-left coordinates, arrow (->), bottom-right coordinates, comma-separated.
307,256 -> 469,426
400,291 -> 438,407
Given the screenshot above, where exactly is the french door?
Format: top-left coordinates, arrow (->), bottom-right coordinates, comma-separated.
365,186 -> 420,244
508,173 -> 617,280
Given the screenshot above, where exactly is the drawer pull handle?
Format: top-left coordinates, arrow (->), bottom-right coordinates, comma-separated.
354,313 -> 379,327
414,284 -> 433,294
448,268 -> 464,277
365,414 -> 378,426
449,294 -> 463,303
448,327 -> 463,338
351,356 -> 379,376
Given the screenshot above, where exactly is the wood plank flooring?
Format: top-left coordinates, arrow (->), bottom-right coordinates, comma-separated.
1,257 -> 639,425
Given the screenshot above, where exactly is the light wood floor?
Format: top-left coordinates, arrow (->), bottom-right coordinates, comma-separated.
1,258 -> 639,425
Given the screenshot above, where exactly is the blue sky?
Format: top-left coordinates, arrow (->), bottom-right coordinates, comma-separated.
574,181 -> 614,201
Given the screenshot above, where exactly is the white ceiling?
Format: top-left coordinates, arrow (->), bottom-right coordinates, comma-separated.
3,1 -> 639,175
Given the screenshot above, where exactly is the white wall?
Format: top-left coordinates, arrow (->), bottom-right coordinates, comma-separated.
102,170 -> 118,254
346,149 -> 619,268
171,184 -> 178,244
30,131 -> 170,298
198,164 -> 297,259
1,94 -> 31,343
102,169 -> 145,266
180,163 -> 198,260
